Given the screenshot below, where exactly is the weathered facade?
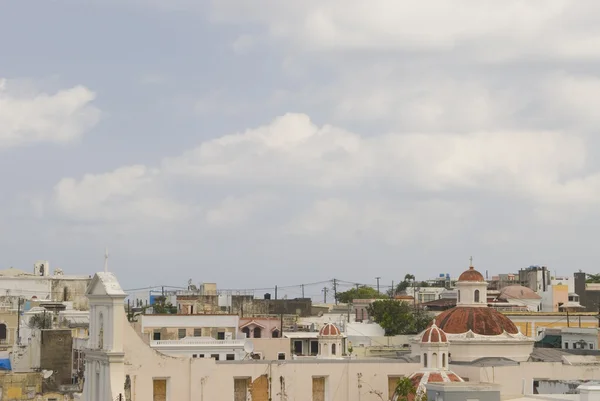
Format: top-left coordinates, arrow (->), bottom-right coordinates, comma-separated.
40,330 -> 73,392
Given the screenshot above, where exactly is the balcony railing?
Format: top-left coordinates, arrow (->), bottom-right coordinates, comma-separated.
151,338 -> 246,347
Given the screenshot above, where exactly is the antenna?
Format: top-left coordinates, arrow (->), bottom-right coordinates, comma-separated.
243,341 -> 255,360
104,248 -> 109,273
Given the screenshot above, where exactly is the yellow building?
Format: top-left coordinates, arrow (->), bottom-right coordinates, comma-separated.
504,312 -> 598,337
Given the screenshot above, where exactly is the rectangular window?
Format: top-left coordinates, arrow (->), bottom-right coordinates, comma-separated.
226,354 -> 235,361
278,352 -> 286,360
211,354 -> 220,360
217,331 -> 225,340
199,354 -> 204,358
193,328 -> 201,337
192,354 -> 197,358
294,340 -> 303,354
153,378 -> 167,401
312,376 -> 326,401
178,329 -> 186,339
565,342 -> 569,349
153,331 -> 161,341
310,340 -> 319,355
590,344 -> 594,349
234,378 -> 250,401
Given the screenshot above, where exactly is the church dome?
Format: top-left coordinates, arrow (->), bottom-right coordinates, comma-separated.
431,307 -> 519,335
458,266 -> 485,282
499,285 -> 541,300
421,321 -> 447,343
319,322 -> 341,336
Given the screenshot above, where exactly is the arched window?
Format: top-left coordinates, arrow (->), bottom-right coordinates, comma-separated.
442,353 -> 446,368
423,353 -> 428,368
242,327 -> 250,338
98,313 -> 104,349
0,323 -> 6,342
474,289 -> 480,303
457,290 -> 461,303
253,327 -> 262,338
272,329 -> 280,338
332,344 -> 336,355
432,352 -> 438,368
63,287 -> 69,301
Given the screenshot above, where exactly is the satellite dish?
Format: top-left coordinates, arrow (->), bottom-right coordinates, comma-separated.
317,311 -> 324,317
243,341 -> 254,354
42,370 -> 53,379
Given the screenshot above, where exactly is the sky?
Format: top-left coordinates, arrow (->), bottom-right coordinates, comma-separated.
2,0 -> 600,295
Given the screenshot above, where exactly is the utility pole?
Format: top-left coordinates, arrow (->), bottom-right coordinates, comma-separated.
375,277 -> 381,294
301,284 -> 305,298
391,280 -> 395,297
333,279 -> 337,304
16,298 -> 21,345
322,287 -> 329,303
275,285 -> 278,300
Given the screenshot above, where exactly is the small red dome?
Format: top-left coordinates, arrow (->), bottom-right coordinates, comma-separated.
458,266 -> 485,282
319,322 -> 341,336
431,307 -> 519,336
421,321 -> 447,343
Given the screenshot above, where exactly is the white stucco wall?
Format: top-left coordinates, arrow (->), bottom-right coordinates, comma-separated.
140,314 -> 239,331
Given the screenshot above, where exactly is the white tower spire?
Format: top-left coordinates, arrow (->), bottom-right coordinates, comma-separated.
104,248 -> 109,273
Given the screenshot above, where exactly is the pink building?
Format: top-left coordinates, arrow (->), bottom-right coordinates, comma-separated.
239,317 -> 281,339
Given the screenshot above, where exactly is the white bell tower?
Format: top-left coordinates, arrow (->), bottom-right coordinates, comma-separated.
83,271 -> 127,401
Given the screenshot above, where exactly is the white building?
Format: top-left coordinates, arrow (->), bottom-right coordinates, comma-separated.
0,263 -> 91,310
149,336 -> 248,360
561,328 -> 599,350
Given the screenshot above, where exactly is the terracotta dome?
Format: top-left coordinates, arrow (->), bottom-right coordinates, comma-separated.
431,307 -> 519,335
499,285 -> 541,300
458,266 -> 485,282
421,321 -> 447,343
319,322 -> 341,336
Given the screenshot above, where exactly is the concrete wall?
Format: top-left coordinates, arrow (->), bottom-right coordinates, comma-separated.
250,338 -> 291,360
40,330 -> 73,390
0,371 -> 42,400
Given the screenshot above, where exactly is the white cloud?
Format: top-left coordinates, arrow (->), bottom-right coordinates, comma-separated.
50,165 -> 191,223
164,113 -> 590,203
287,198 -> 470,244
0,79 -> 100,149
45,112 -> 600,240
211,0 -> 600,61
205,193 -> 277,227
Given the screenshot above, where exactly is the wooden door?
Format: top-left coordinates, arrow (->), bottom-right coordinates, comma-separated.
234,378 -> 249,401
153,379 -> 167,401
312,377 -> 325,401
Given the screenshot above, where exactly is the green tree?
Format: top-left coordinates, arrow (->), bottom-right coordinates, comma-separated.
150,296 -> 177,314
367,299 -> 433,336
336,286 -> 387,303
28,313 -> 53,330
394,377 -> 418,401
586,273 -> 600,283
